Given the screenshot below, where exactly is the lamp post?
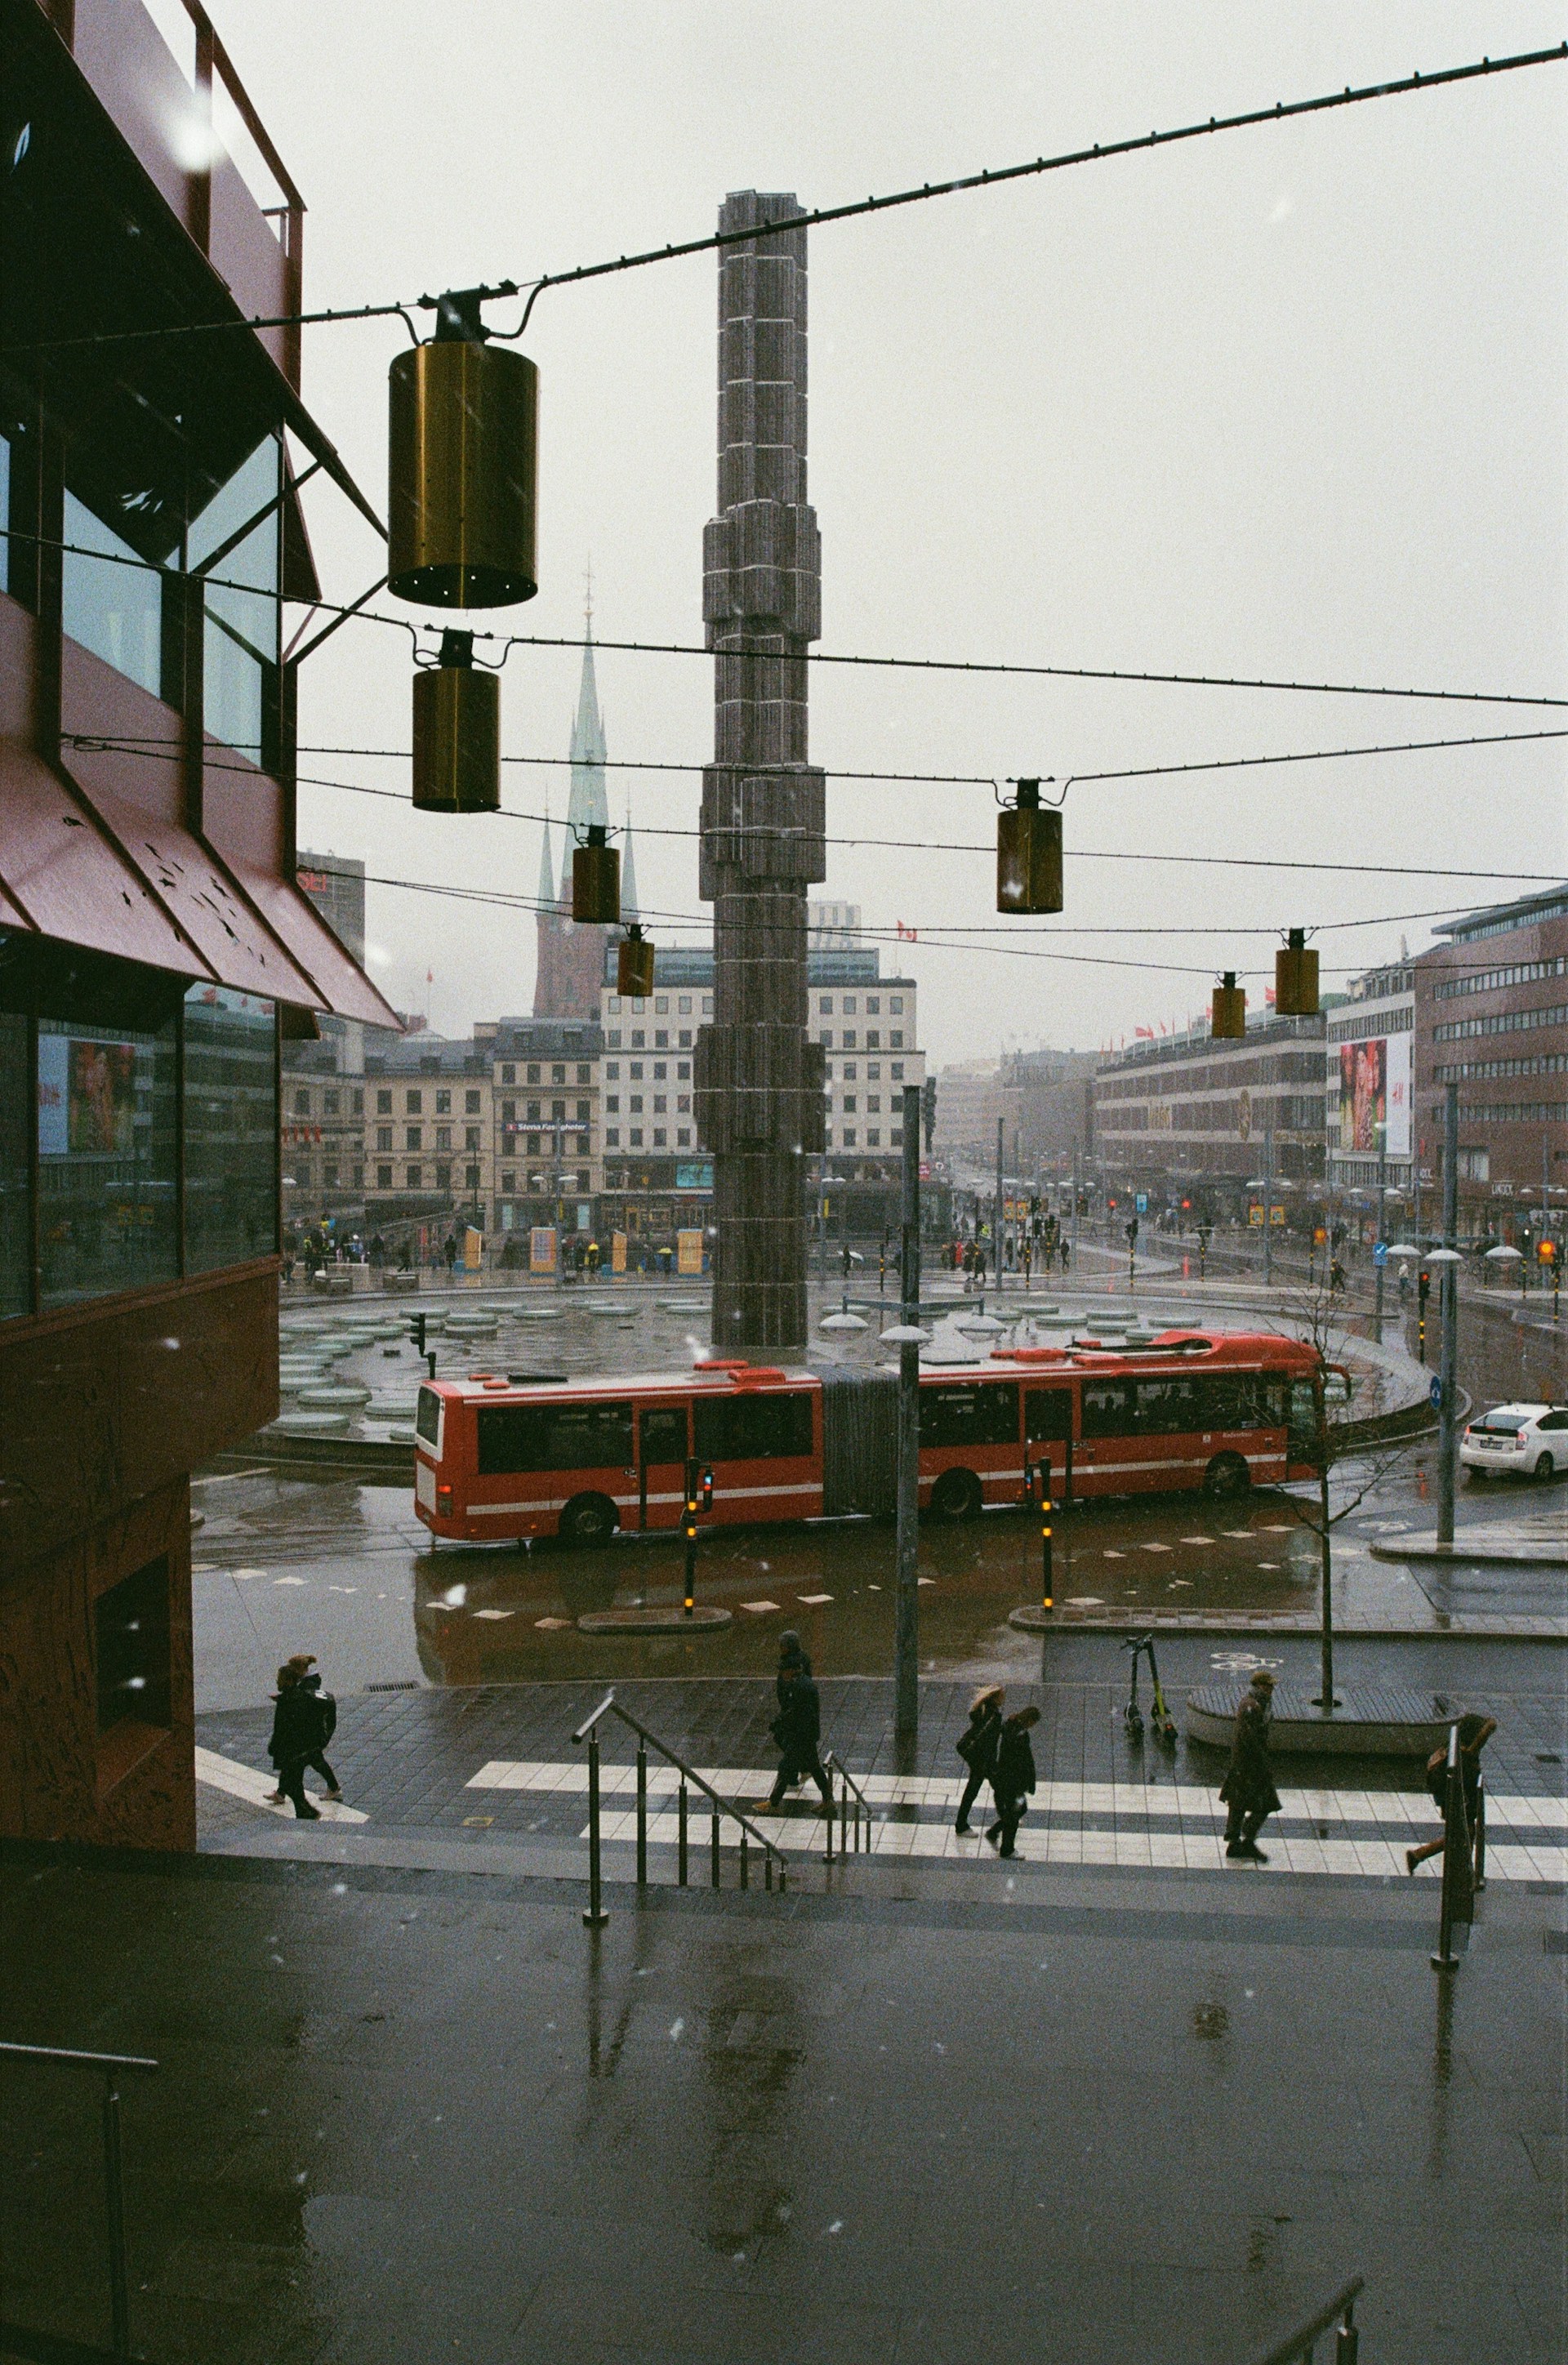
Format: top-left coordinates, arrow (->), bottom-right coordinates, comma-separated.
1432,1081 -> 1461,1547
1372,1122 -> 1388,1345
889,1085 -> 926,1743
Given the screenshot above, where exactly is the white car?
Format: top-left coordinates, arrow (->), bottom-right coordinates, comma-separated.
1460,1403 -> 1568,1482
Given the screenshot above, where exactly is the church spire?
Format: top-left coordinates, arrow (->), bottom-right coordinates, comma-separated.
621,791 -> 639,920
535,795 -> 555,908
566,589 -> 609,844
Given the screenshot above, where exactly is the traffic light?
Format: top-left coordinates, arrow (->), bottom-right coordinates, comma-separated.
409,1314 -> 427,1354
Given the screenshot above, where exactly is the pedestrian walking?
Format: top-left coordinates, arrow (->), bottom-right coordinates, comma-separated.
762,1632 -> 831,1813
266,1655 -> 342,1818
955,1685 -> 1004,1834
1220,1669 -> 1281,1863
985,1704 -> 1040,1858
1407,1713 -> 1496,1875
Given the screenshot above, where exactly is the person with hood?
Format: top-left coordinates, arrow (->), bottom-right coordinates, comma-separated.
764,1631 -> 831,1813
1407,1712 -> 1497,1876
955,1685 -> 1004,1835
1220,1668 -> 1281,1863
266,1655 -> 342,1817
986,1704 -> 1040,1858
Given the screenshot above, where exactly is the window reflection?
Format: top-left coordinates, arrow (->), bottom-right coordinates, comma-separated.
189,439 -> 279,764
183,984 -> 278,1270
37,1013 -> 178,1306
61,492 -> 164,698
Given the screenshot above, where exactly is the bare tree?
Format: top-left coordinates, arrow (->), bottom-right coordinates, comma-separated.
1267,1277 -> 1416,1709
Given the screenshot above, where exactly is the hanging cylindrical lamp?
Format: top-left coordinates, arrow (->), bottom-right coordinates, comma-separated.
1275,927 -> 1320,1016
997,777 -> 1063,915
572,823 -> 621,924
618,922 -> 655,1000
387,290 -> 539,608
412,630 -> 499,814
1211,971 -> 1246,1040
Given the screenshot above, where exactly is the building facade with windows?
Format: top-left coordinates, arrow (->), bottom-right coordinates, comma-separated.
0,0 -> 393,1849
1414,885 -> 1568,1232
362,1036 -> 493,1236
599,949 -> 714,1247
1094,1014 -> 1330,1202
486,1016 -> 602,1243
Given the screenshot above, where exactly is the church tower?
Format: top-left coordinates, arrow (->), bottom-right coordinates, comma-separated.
532,604 -> 619,1021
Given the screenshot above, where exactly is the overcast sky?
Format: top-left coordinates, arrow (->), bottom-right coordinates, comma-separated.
215,2 -> 1566,1063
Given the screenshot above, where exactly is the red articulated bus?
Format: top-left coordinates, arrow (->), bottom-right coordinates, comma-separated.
412,1329 -> 1322,1548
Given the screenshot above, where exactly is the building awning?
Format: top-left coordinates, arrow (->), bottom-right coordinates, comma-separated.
226,857 -> 401,1029
0,733 -> 205,977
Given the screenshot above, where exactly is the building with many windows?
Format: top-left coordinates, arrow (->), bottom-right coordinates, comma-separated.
1414,885 -> 1568,1234
0,0 -> 393,1849
1094,1013 -> 1330,1205
485,1016 -> 602,1244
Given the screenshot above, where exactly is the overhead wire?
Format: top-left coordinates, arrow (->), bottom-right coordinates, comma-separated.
11,42 -> 1564,357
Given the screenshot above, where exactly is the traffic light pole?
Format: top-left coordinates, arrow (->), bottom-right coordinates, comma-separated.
1437,1084 -> 1459,1547
895,1086 -> 922,1741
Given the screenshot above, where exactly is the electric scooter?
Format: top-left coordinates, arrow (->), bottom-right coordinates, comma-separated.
1122,1631 -> 1177,1748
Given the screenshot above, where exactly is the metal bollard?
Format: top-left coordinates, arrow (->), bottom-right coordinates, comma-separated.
635,1743 -> 648,1887
1473,1774 -> 1486,1892
710,1797 -> 721,1887
740,1825 -> 749,1891
582,1730 -> 608,1929
678,1779 -> 688,1886
824,1772 -> 836,1865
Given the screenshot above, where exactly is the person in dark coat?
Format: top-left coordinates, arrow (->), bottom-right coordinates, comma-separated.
764,1631 -> 831,1812
1220,1669 -> 1281,1863
266,1657 -> 341,1818
955,1685 -> 1004,1834
986,1704 -> 1039,1857
1407,1712 -> 1496,1875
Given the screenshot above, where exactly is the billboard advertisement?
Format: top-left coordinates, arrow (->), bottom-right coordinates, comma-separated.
1339,1037 -> 1411,1157
38,1035 -> 137,1158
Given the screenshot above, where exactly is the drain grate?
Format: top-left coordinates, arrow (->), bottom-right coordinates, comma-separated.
366,1680 -> 418,1693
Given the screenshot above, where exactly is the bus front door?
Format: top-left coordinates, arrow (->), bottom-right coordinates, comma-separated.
639,1404 -> 690,1530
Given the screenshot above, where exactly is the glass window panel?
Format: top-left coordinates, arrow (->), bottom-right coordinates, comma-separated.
0,429 -> 9,595
183,985 -> 278,1272
1,1011 -> 29,1318
693,1392 -> 814,1463
61,492 -> 163,697
919,1382 -> 1020,1450
190,439 -> 279,763
1080,1380 -> 1133,1440
37,1014 -> 177,1306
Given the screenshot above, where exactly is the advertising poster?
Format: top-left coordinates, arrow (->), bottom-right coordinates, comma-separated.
1339,1040 -> 1386,1154
677,1229 -> 704,1276
529,1226 -> 557,1275
1384,1036 -> 1412,1156
462,1226 -> 482,1271
38,1035 -> 136,1157
611,1231 -> 627,1274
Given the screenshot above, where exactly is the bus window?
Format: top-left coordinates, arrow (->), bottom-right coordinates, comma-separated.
1193,1374 -> 1263,1432
693,1390 -> 814,1463
416,1387 -> 442,1450
1134,1376 -> 1204,1435
1024,1386 -> 1073,1443
1260,1378 -> 1290,1430
920,1381 -> 1020,1450
1080,1379 -> 1133,1439
641,1404 -> 689,1463
478,1399 -> 634,1475
1289,1380 -> 1318,1444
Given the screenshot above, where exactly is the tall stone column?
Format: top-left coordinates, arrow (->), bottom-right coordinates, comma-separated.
695,190 -> 826,1357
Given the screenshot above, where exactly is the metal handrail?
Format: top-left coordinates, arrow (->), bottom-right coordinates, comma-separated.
0,2042 -> 158,2363
1250,2274 -> 1364,2364
572,1689 -> 790,1926
822,1752 -> 875,1860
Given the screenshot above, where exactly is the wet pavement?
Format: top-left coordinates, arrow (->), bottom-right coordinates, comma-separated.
192,1449 -> 1566,1717
3,1816 -> 1562,2363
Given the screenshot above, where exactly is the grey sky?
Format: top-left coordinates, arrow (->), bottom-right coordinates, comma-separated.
224,2 -> 1566,1060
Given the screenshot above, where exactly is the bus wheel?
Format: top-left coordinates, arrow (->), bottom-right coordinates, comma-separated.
559,1494 -> 618,1548
1202,1453 -> 1250,1501
929,1468 -> 982,1522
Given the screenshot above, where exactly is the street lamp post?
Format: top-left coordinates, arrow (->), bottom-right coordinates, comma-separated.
1434,1082 -> 1461,1547
1372,1123 -> 1388,1345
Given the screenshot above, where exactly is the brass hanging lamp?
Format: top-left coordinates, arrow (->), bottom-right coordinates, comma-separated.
1274,927 -> 1320,1016
617,922 -> 655,1000
1211,971 -> 1246,1040
412,630 -> 499,813
996,777 -> 1063,915
387,288 -> 539,608
572,823 -> 621,924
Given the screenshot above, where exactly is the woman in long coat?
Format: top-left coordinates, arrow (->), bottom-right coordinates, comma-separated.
955,1686 -> 1004,1835
1220,1669 -> 1281,1863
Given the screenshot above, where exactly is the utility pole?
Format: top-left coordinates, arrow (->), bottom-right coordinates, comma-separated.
1372,1122 -> 1388,1345
894,1085 -> 922,1740
1263,1120 -> 1274,1289
1437,1082 -> 1459,1546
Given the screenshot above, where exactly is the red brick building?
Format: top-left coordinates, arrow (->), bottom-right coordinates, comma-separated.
1,0 -> 394,1847
1414,886 -> 1568,1242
